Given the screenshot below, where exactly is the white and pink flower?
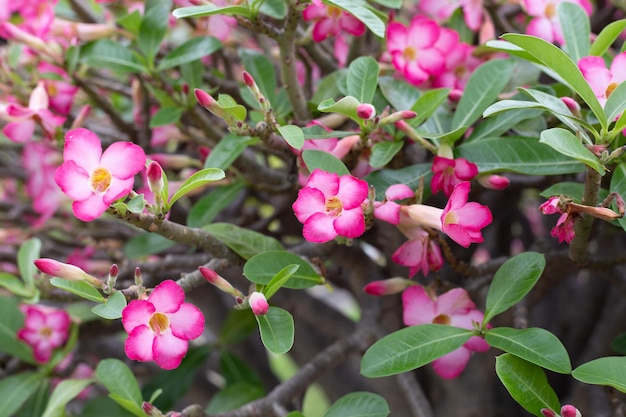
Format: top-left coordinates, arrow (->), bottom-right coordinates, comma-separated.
578,52 -> 626,108
18,304 -> 71,364
523,0 -> 592,44
373,183 -> 414,225
122,280 -> 204,370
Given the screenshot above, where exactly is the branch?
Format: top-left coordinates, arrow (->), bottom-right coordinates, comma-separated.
569,166 -> 602,265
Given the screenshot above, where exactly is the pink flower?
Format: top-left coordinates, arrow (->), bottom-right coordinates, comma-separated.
542,405 -> 582,417
248,292 -> 269,316
402,286 -> 489,379
578,53 -> 626,108
417,0 -> 484,31
122,280 -> 204,370
386,16 -> 446,86
303,0 -> 365,42
523,0 -> 592,44
431,42 -> 484,93
17,304 -> 71,363
55,128 -> 146,222
38,63 -> 79,116
373,183 -> 414,225
403,182 -> 492,247
292,169 -> 368,242
539,197 -> 576,243
431,156 -> 479,197
392,224 -> 443,278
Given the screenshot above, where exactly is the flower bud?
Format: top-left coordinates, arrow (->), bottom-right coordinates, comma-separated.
199,267 -> 244,298
380,110 -> 417,125
540,409 -> 556,417
242,71 -> 255,88
194,88 -> 218,109
34,258 -> 104,289
560,405 -> 582,417
477,174 -> 510,190
134,267 -> 143,287
364,277 -> 413,296
357,103 -> 376,120
560,97 -> 581,117
248,291 -> 269,315
106,264 -> 118,293
142,402 -> 154,416
146,161 -> 164,196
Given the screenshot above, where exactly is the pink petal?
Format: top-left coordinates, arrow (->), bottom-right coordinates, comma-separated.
302,1 -> 326,21
386,22 -> 408,52
122,300 -> 155,333
63,128 -> 102,173
125,325 -> 155,362
442,223 -> 482,247
6,103 -> 35,118
22,306 -> 46,329
333,206 -> 365,238
312,18 -> 338,42
153,331 -> 188,370
524,0 -> 548,17
149,280 -> 184,313
392,239 -> 424,278
340,14 -> 365,36
102,176 -> 135,205
303,212 -> 337,242
579,56 -> 610,98
416,47 -> 446,75
46,310 -> 71,331
306,169 -> 339,198
436,288 -> 475,316
408,17 -> 440,49
461,0 -> 483,31
17,328 -> 41,346
526,17 -> 555,44
100,142 -> 146,179
455,158 -> 479,180
33,342 -> 54,363
374,201 -> 401,224
403,60 -> 430,85
3,120 -> 35,142
455,202 -> 493,230
293,187 -> 327,223
168,302 -> 204,340
445,181 -> 471,211
464,334 -> 490,352
55,160 -> 93,201
336,175 -> 368,209
432,346 -> 471,379
385,183 -> 414,200
402,286 -> 436,326
72,194 -> 109,222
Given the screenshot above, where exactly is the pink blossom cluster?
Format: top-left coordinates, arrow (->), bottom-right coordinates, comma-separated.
539,196 -> 576,244
523,0 -> 592,45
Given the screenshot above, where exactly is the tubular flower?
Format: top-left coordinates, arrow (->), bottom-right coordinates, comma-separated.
292,169 -> 369,242
403,286 -> 489,379
431,156 -> 479,197
122,280 -> 204,370
373,183 -> 415,225
17,304 -> 71,363
539,196 -> 576,243
303,0 -> 365,42
392,222 -> 444,278
55,128 -> 146,222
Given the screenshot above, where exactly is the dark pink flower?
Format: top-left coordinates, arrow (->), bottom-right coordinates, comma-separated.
303,0 -> 365,42
539,196 -> 576,243
431,156 -> 478,197
402,286 -> 489,379
374,183 -> 414,225
17,304 -> 71,363
122,280 -> 204,370
292,169 -> 368,242
392,224 -> 443,278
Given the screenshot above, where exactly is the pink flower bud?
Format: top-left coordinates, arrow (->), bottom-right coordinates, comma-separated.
380,110 -> 417,125
560,97 -> 581,116
34,258 -> 104,289
109,264 -> 119,278
357,103 -> 376,120
194,88 -> 217,109
146,161 -> 164,195
134,267 -> 143,287
448,89 -> 463,102
477,174 -> 510,190
560,405 -> 582,417
182,84 -> 189,95
364,278 -> 413,296
199,267 -> 244,298
248,291 -> 269,315
142,402 -> 154,416
541,409 -> 556,417
242,71 -> 255,87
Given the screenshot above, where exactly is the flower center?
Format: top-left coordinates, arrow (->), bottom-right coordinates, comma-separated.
46,83 -> 58,97
39,326 -> 53,338
90,167 -> 112,193
544,3 -> 555,18
432,314 -> 451,325
327,5 -> 342,18
443,210 -> 458,226
148,312 -> 169,335
325,196 -> 343,217
403,47 -> 417,61
606,82 -> 618,99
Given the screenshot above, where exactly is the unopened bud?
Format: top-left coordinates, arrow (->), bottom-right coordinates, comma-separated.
540,409 -> 556,417
560,97 -> 581,117
560,405 -> 582,417
142,402 -> 154,416
106,264 -> 118,293
380,110 -> 417,125
182,83 -> 189,95
364,277 -> 413,296
448,89 -> 463,102
477,174 -> 510,190
134,267 -> 143,287
199,267 -> 244,298
357,103 -> 376,120
146,161 -> 164,196
248,291 -> 269,315
242,71 -> 255,88
194,88 -> 217,109
34,258 -> 104,289
569,202 -> 623,221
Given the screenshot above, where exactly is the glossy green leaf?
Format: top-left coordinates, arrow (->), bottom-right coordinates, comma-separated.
206,382 -> 265,413
0,372 -> 44,417
318,96 -> 360,122
168,168 -> 225,208
369,141 -> 403,168
149,107 -> 183,128
501,33 -> 607,130
13,377 -> 50,417
540,181 -> 609,203
203,223 -> 284,260
471,108 -> 544,141
484,252 -> 545,324
611,162 -> 626,232
604,80 -> 626,125
263,264 -> 300,300
117,10 -> 142,35
123,232 -> 176,259
0,296 -> 35,363
18,237 -> 41,290
81,39 -> 147,73
138,0 -> 171,63
325,0 -> 385,38
495,354 -> 560,416
360,324 -> 472,378
258,0 -> 287,18
539,128 -> 605,174
172,3 -> 251,19
240,49 -> 276,104
187,181 -> 245,227
287,412 -> 306,417
50,278 -> 106,303
486,327 -> 571,373
217,94 -> 248,121
158,36 -> 222,70
277,124 -> 305,149
311,69 -> 347,106
96,359 -> 143,417
347,56 -> 379,104
302,149 -> 350,176
244,250 -> 322,289
590,19 -> 626,56
451,59 -> 515,132
409,88 -> 450,126
0,273 -> 33,298
81,398 -> 137,417
370,0 -> 400,8
91,291 -> 127,320
457,136 -> 585,175
204,134 -> 253,170
324,392 -> 390,417
573,356 -> 626,392
378,76 -> 421,112
220,350 -> 263,386
41,379 -> 93,417
256,306 -> 294,354
558,2 -> 590,62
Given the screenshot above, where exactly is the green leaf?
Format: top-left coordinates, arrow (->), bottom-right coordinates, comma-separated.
168,168 -> 226,208
81,39 -> 147,73
259,0 -> 287,19
378,76 -> 421,112
364,163 -> 431,201
203,223 -> 284,260
240,49 -> 276,104
244,250 -> 322,289
318,96 -> 360,122
311,69 -> 347,106
369,141 -> 403,168
541,181 -> 609,203
324,392 -> 390,417
604,80 -> 626,125
220,350 -> 263,386
123,232 -> 176,259
18,237 -> 41,290
14,377 -> 50,417
324,0 -> 385,37
360,324 -> 472,378
572,357 -> 626,393
41,379 -> 93,417
50,278 -> 106,303
0,296 -> 35,363
486,327 -> 571,374
409,88 -> 451,127
457,136 -> 585,175
451,59 -> 515,132
501,33 -> 607,130
216,94 -> 248,121
138,0 -> 172,64
539,128 -> 605,174
346,56 -> 379,104
277,124 -> 305,149
610,162 -> 626,232
117,10 -> 142,35
0,372 -> 44,417
91,291 -> 127,320
0,272 -> 34,298
81,398 -> 137,417
256,306 -> 294,354
172,3 -> 251,19
158,36 -> 222,71
558,2 -> 590,62
96,359 -> 143,417
302,149 -> 350,176
204,134 -> 253,170
205,382 -> 265,413
471,108 -> 544,141
219,308 -> 258,345
263,264 -> 300,300
495,354 -> 560,416
590,19 -> 626,56
483,252 -> 545,324
149,107 -> 183,128
370,0 -> 400,8
187,181 -> 245,227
